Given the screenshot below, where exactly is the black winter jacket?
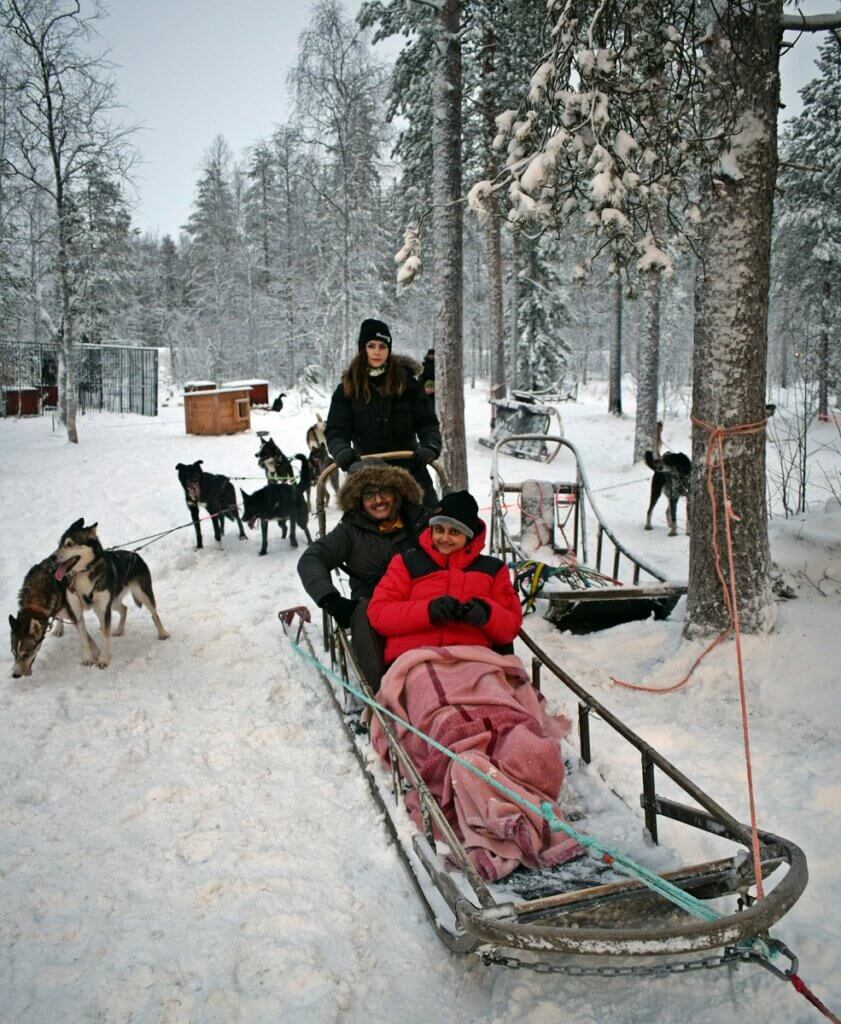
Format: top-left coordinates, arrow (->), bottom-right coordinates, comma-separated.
325,362 -> 441,465
297,504 -> 427,605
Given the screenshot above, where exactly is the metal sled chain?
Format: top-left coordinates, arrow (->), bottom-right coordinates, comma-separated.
284,637 -> 733,928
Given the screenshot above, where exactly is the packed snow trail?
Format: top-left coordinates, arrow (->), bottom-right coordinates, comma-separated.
1,391 -> 839,1023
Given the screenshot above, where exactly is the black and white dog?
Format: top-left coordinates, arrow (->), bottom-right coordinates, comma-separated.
9,555 -> 99,676
644,450 -> 692,536
307,441 -> 339,510
255,436 -> 295,483
240,455 -> 313,554
51,519 -> 169,669
176,460 -> 248,549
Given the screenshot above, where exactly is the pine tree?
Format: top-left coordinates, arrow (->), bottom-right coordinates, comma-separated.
515,232 -> 569,390
182,136 -> 239,381
776,33 -> 841,416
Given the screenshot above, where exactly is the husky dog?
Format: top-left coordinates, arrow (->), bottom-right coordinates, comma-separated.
51,520 -> 169,669
307,441 -> 339,510
240,455 -> 313,554
175,460 -> 247,549
255,436 -> 295,483
305,412 -> 327,451
9,557 -> 99,677
644,450 -> 692,536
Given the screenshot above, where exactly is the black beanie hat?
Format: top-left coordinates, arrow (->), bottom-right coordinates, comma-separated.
429,490 -> 482,539
358,318 -> 392,352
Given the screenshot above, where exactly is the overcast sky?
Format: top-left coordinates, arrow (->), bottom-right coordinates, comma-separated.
100,0 -> 832,239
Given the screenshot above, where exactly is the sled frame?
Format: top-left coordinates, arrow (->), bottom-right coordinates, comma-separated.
296,450 -> 807,961
490,434 -> 686,630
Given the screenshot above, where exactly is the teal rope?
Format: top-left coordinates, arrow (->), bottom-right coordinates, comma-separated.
288,637 -> 725,924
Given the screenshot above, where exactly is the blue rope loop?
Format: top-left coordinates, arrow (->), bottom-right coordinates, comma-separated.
285,634 -> 757,930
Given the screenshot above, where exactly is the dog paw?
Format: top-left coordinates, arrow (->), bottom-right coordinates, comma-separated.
158,629 -> 170,640
644,524 -> 653,531
113,628 -> 124,638
81,656 -> 96,667
96,656 -> 110,669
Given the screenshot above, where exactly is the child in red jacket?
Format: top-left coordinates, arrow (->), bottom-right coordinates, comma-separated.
367,490 -> 523,664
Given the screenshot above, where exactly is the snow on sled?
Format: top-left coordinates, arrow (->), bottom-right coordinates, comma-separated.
490,434 -> 686,634
479,396 -> 565,463
279,451 -> 807,972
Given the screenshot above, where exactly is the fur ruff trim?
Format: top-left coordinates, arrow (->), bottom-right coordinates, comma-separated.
339,463 -> 423,513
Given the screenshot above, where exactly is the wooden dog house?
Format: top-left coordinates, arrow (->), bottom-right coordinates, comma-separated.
3,387 -> 41,416
221,379 -> 270,406
184,386 -> 251,435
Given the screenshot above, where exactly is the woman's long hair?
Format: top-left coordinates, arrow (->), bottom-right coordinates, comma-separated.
342,353 -> 406,401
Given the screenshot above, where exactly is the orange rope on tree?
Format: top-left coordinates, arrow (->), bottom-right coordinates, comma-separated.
612,414 -> 768,898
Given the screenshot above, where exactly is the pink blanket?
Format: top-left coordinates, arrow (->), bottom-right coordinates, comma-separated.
371,645 -> 582,881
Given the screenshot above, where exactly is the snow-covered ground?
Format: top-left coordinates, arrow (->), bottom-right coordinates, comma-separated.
2,386 -> 840,1024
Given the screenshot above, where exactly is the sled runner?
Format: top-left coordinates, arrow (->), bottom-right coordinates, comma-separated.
278,453 -> 808,973
490,434 -> 686,633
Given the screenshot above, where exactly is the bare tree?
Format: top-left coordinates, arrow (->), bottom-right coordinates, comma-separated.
1,0 -> 135,442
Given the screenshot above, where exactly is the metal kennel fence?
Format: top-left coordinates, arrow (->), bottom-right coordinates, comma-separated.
0,342 -> 158,417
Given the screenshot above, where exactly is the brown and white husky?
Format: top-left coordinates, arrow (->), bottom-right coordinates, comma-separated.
9,556 -> 99,677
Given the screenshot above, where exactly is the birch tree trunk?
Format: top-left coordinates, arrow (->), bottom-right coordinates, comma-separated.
633,271 -> 661,461
608,276 -> 623,415
432,0 -> 467,489
56,196 -> 78,442
685,0 -> 781,638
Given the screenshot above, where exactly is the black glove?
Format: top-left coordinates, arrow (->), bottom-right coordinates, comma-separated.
428,595 -> 461,625
321,593 -> 358,629
335,449 -> 356,471
459,598 -> 491,626
411,446 -> 437,471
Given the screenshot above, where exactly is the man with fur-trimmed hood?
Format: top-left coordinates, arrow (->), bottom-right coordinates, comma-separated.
297,461 -> 427,689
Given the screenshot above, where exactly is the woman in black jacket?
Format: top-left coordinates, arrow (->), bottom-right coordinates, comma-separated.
326,318 -> 442,506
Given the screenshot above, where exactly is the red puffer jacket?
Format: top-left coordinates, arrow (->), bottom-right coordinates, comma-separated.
367,524 -> 523,663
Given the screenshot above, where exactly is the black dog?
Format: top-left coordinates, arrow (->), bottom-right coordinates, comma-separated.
271,392 -> 288,413
255,436 -> 294,483
307,441 -> 339,510
240,455 -> 313,554
644,450 -> 692,536
175,461 -> 248,549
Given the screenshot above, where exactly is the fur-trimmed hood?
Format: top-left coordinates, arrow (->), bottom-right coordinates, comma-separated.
339,463 -> 423,513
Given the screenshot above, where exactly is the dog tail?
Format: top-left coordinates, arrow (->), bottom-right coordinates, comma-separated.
132,556 -> 156,608
295,454 -> 311,492
644,450 -> 659,472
